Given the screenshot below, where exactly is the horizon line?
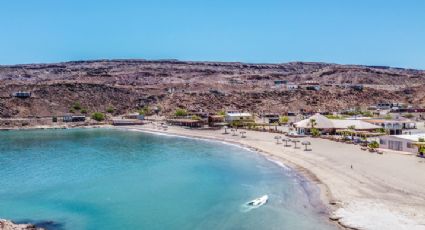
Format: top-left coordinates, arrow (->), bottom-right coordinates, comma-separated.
0,58 -> 424,71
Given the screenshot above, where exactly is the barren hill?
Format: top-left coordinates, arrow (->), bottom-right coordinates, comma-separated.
1,60 -> 424,117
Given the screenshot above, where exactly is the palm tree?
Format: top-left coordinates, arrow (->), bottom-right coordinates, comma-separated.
310,119 -> 317,129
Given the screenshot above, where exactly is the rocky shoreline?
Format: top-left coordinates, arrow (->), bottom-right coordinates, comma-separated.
0,220 -> 43,230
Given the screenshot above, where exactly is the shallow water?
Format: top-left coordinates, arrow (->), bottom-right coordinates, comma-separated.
0,128 -> 336,230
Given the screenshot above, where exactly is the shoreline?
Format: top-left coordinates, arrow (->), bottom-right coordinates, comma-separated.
116,126 -> 342,229
116,125 -> 425,230
2,125 -> 425,230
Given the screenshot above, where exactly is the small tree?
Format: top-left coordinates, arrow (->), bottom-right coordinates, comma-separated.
175,108 -> 188,117
138,106 -> 150,116
368,141 -> 380,150
309,119 -> 317,129
91,112 -> 105,122
311,128 -> 320,137
279,116 -> 289,124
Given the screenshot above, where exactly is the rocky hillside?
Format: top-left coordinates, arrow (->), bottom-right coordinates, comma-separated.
0,60 -> 424,117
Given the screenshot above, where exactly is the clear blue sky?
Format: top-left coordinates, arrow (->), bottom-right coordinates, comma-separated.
0,0 -> 424,69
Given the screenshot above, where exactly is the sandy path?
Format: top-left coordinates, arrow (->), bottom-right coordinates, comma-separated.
119,125 -> 425,230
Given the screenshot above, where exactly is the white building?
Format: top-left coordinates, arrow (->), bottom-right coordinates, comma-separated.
379,133 -> 425,153
225,112 -> 253,122
294,113 -> 380,135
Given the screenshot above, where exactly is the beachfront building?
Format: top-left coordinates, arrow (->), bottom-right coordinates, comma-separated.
294,113 -> 380,135
122,113 -> 145,120
208,115 -> 226,127
63,115 -> 86,122
286,83 -> 299,90
260,113 -> 280,124
166,118 -> 204,128
364,119 -> 416,135
224,112 -> 253,123
11,91 -> 31,98
379,133 -> 425,154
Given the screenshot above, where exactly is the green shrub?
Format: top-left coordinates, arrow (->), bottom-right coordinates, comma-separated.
384,114 -> 393,120
174,108 -> 188,117
361,111 -> 373,117
419,138 -> 425,142
403,113 -> 414,119
311,128 -> 320,137
368,141 -> 380,149
138,106 -> 150,115
217,110 -> 226,116
191,115 -> 201,120
81,109 -> 88,114
279,116 -> 289,124
69,108 -> 75,114
73,102 -> 82,110
91,112 -> 105,122
106,106 -> 114,114
325,115 -> 344,119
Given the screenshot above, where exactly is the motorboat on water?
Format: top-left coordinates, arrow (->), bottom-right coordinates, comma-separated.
247,195 -> 268,207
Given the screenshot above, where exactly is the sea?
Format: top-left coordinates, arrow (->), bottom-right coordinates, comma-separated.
0,128 -> 337,230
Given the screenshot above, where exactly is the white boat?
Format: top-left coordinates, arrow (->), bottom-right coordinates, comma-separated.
247,195 -> 268,207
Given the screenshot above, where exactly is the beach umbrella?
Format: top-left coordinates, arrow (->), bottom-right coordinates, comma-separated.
231,128 -> 237,136
292,139 -> 300,149
284,138 -> 292,147
223,126 -> 229,134
274,136 -> 282,144
240,131 -> 247,138
302,141 -> 311,151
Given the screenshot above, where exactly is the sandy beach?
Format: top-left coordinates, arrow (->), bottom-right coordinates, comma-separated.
118,124 -> 425,230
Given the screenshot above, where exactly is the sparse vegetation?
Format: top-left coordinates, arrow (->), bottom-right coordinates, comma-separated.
81,109 -> 88,114
310,128 -> 320,137
91,112 -> 105,121
403,113 -> 414,119
174,108 -> 188,117
106,106 -> 114,114
72,102 -> 82,111
217,110 -> 226,116
368,141 -> 380,150
138,106 -> 151,116
384,114 -> 393,120
279,116 -> 289,124
191,115 -> 201,120
326,115 -> 344,119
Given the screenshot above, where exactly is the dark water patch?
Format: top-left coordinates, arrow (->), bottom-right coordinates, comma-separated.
16,219 -> 65,230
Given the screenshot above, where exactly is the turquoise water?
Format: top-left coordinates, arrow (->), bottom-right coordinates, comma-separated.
0,129 -> 336,230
